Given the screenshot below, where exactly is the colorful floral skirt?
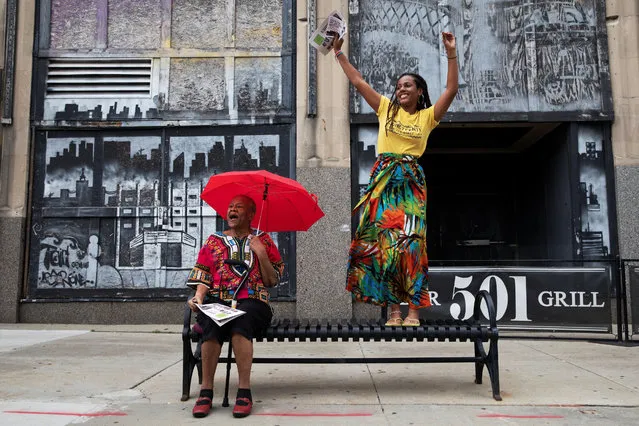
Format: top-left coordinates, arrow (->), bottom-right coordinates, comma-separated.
346,153 -> 431,309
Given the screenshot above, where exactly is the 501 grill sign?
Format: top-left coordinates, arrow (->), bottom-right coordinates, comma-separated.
427,268 -> 611,328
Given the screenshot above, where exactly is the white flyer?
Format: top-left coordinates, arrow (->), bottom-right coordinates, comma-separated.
196,303 -> 246,327
309,10 -> 347,55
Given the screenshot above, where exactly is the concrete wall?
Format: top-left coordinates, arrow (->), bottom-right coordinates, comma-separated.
606,0 -> 639,258
0,0 -> 34,322
19,300 -> 296,324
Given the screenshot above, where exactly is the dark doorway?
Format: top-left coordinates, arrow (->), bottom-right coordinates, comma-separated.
423,123 -> 572,262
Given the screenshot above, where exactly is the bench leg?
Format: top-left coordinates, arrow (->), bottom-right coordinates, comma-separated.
194,341 -> 202,385
182,339 -> 198,401
486,336 -> 502,401
474,339 -> 484,385
474,337 -> 502,401
222,341 -> 233,407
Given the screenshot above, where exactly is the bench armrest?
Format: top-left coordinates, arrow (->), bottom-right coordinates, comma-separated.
473,290 -> 498,330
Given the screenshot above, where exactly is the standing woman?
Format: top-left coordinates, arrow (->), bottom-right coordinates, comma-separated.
332,32 -> 458,326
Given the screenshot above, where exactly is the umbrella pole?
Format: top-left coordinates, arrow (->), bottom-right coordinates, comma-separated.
256,183 -> 269,231
256,201 -> 264,231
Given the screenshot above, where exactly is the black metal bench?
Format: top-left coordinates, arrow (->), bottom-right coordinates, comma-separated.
181,290 -> 501,404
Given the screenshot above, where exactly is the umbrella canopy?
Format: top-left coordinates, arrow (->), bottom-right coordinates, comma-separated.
201,170 -> 324,232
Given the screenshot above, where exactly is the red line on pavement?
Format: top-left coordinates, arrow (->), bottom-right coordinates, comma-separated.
478,414 -> 564,419
3,410 -> 127,417
256,412 -> 373,417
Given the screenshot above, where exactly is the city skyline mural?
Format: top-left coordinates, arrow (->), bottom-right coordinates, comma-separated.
31,131 -> 292,296
576,124 -> 610,258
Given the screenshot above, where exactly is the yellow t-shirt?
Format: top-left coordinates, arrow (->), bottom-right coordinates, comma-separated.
376,95 -> 439,157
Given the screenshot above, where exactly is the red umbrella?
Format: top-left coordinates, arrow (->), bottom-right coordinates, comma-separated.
200,170 -> 324,232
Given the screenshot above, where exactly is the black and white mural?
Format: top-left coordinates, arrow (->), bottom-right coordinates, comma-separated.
354,127 -> 379,199
30,1 -> 296,299
38,0 -> 292,123
576,124 -> 610,258
30,131 -> 292,297
41,56 -> 286,122
351,0 -> 607,115
235,58 -> 283,114
46,99 -> 163,122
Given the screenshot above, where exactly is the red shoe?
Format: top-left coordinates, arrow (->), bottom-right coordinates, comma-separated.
232,397 -> 252,418
192,396 -> 212,418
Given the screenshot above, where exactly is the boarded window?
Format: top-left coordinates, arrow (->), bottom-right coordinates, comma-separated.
172,0 -> 227,48
108,0 -> 162,49
235,0 -> 282,49
50,0 -> 99,49
169,58 -> 225,111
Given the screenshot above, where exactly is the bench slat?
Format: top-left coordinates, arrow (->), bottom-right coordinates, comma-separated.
255,321 -> 496,342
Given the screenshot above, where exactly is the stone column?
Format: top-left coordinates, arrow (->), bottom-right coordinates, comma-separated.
295,0 -> 353,320
0,0 -> 35,322
606,0 -> 639,259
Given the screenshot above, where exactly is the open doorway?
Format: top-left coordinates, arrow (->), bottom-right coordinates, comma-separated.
423,123 -> 573,262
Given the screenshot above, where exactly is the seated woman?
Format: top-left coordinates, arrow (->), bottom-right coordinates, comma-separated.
187,194 -> 284,419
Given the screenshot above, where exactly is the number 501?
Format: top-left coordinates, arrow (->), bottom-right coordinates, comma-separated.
450,275 -> 531,322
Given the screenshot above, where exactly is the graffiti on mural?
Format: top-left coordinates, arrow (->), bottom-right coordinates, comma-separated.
39,235 -> 89,287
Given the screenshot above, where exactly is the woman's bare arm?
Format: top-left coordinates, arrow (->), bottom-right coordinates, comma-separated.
332,36 -> 381,113
433,32 -> 459,122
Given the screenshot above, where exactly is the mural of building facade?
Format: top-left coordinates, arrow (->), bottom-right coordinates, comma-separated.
38,0 -> 291,123
29,0 -> 295,299
31,130 -> 292,295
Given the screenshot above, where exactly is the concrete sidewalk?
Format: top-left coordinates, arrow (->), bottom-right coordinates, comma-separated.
0,324 -> 638,425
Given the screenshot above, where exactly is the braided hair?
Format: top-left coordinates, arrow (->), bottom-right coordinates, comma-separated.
385,73 -> 432,136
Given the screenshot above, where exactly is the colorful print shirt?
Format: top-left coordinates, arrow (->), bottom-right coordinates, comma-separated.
376,95 -> 439,157
186,230 -> 284,304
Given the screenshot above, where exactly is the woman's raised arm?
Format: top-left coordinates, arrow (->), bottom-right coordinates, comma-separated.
331,35 -> 381,113
433,32 -> 459,122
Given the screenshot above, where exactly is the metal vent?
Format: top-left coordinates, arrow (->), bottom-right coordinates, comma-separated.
46,59 -> 152,98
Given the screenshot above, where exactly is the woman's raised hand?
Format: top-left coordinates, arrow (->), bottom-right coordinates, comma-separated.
330,32 -> 344,51
442,32 -> 456,53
